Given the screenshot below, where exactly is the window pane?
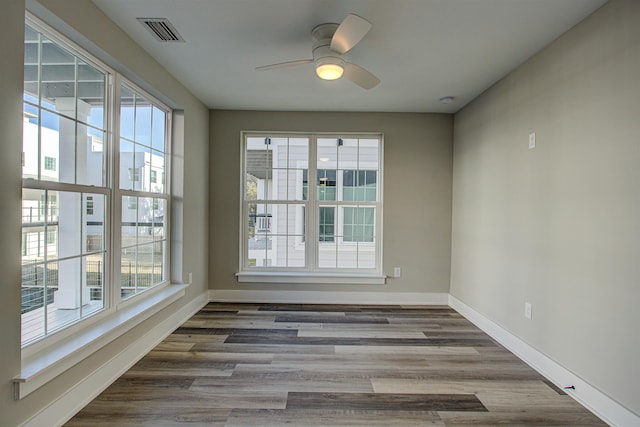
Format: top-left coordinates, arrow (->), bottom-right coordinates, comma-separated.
342,169 -> 377,202
24,26 -> 39,99
247,203 -> 272,267
84,194 -> 104,253
120,86 -> 135,140
40,110 -> 75,183
119,139 -> 135,190
357,241 -> 377,269
343,207 -> 375,243
134,95 -> 152,146
21,189 -> 106,345
317,169 -> 336,201
149,150 -> 166,193
245,173 -> 259,201
23,103 -> 39,179
78,125 -> 105,186
286,235 -> 305,267
288,138 -> 308,169
359,138 -> 380,169
318,240 -> 337,268
151,106 -> 166,151
120,246 -> 137,299
337,138 -> 358,170
122,196 -> 137,248
246,137 -> 309,202
337,244 -> 358,269
120,192 -> 166,300
40,36 -> 76,118
153,198 -> 166,241
247,203 -> 305,268
78,61 -> 106,130
269,169 -> 305,201
134,144 -> 150,192
319,206 -> 335,243
245,139 -> 273,200
317,138 -> 337,166
270,137 -> 288,169
152,241 -> 165,284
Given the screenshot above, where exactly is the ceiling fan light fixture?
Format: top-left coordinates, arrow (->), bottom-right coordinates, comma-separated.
315,57 -> 345,80
316,63 -> 344,80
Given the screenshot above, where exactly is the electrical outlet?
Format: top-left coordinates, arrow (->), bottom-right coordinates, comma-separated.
529,132 -> 536,149
188,272 -> 193,284
393,267 -> 401,278
524,302 -> 532,320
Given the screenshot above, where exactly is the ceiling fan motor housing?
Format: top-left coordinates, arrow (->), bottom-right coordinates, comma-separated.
312,24 -> 346,71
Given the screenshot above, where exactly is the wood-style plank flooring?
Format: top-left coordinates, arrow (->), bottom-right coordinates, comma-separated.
65,303 -> 606,426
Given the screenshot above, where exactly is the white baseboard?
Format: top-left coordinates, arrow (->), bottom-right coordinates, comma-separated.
209,289 -> 449,305
448,295 -> 639,427
22,291 -> 209,427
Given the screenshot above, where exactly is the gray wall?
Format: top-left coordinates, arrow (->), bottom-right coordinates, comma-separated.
210,111 -> 453,295
1,1 -> 210,425
451,0 -> 640,416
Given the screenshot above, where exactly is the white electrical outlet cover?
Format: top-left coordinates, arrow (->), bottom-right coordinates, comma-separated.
524,302 -> 532,319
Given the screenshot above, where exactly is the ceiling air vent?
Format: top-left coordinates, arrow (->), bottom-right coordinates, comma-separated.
137,18 -> 185,42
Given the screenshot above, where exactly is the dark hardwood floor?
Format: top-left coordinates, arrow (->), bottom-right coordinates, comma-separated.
65,303 -> 606,426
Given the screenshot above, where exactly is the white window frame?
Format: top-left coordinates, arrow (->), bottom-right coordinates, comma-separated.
113,78 -> 172,304
237,132 -> 385,284
15,14 -> 184,400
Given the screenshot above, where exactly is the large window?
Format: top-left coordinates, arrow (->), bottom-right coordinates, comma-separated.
118,84 -> 169,300
21,19 -> 171,347
241,134 -> 382,275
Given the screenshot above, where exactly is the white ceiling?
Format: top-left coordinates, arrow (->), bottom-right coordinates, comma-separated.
91,0 -> 607,113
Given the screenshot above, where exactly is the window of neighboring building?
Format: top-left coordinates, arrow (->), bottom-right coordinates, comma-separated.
343,207 -> 375,243
343,170 -> 377,202
318,206 -> 335,243
241,134 -> 382,274
21,19 -> 171,347
43,156 -> 56,171
86,196 -> 94,215
128,168 -> 140,182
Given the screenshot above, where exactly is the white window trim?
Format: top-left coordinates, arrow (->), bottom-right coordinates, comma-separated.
15,13 -> 184,399
239,132 -> 384,281
112,77 -> 173,304
14,283 -> 187,399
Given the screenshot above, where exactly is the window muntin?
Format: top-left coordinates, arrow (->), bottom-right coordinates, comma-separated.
242,133 -> 382,273
21,19 -> 172,347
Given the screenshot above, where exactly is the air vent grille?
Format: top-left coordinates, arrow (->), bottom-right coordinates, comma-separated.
137,18 -> 185,42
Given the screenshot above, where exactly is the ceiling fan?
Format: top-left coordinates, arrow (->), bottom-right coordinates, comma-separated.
256,13 -> 380,90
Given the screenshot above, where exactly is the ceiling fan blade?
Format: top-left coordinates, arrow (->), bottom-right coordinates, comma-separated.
344,63 -> 380,90
330,13 -> 372,54
256,59 -> 313,71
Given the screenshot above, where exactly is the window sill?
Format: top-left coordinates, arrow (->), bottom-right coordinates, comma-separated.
13,283 -> 187,400
236,271 -> 387,285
